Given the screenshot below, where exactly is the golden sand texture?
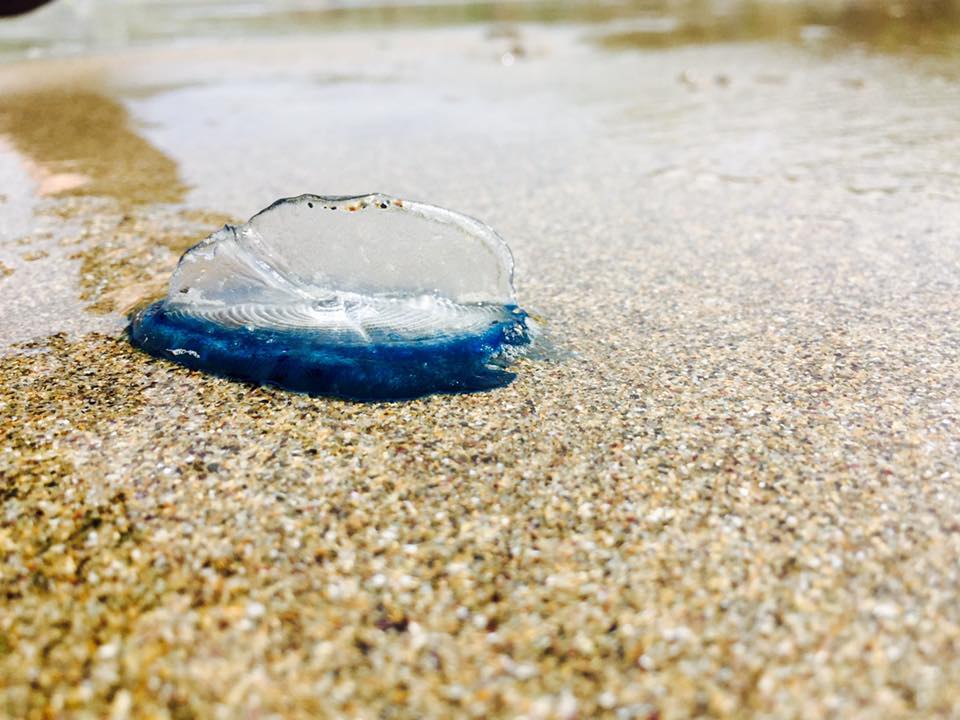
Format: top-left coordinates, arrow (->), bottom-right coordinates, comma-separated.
2,240 -> 959,718
1,315 -> 959,719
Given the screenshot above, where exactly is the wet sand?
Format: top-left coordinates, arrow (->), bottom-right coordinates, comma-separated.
2,5 -> 960,719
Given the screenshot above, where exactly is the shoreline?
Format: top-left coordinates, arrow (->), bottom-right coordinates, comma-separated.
2,16 -> 960,719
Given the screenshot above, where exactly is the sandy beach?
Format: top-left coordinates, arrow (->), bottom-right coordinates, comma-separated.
2,2 -> 960,717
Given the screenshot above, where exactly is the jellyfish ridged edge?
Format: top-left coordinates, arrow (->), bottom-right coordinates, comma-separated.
128,301 -> 532,400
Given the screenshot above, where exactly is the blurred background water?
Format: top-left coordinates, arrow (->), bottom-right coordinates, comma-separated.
3,0 -> 960,59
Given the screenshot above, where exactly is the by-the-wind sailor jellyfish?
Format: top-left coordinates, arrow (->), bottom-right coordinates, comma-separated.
127,194 -> 533,400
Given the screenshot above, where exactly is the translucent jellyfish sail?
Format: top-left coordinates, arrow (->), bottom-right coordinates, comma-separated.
128,194 -> 532,399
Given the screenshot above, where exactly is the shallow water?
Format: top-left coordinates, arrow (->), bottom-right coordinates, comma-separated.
3,2 -> 960,717
2,2 -> 960,348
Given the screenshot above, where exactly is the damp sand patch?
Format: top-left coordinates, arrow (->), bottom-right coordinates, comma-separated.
70,205 -> 237,315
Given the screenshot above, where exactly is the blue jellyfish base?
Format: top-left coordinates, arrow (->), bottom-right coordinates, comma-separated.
128,302 -> 530,400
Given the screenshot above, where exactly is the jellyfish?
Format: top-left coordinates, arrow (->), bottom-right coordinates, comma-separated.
127,194 -> 532,400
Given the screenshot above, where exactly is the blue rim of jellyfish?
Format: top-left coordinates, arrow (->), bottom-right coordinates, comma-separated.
127,302 -> 531,401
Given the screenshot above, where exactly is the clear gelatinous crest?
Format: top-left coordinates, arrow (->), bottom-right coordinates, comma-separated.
128,194 -> 532,399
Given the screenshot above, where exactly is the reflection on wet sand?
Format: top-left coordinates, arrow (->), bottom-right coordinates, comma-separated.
0,86 -> 229,330
0,88 -> 185,205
